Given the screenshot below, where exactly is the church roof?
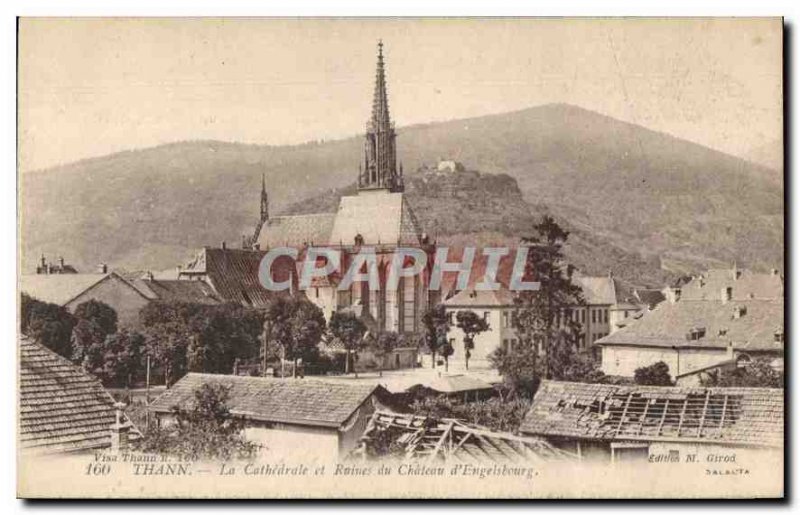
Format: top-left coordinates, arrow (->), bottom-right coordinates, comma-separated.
329,191 -> 422,246
256,213 -> 336,249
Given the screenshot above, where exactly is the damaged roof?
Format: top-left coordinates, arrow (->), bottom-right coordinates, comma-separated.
358,410 -> 576,463
520,380 -> 783,448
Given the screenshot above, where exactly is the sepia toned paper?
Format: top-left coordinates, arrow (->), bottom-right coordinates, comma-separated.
17,17 -> 784,499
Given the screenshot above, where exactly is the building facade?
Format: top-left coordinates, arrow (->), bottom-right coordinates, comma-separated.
595,268 -> 784,379
442,274 -> 661,369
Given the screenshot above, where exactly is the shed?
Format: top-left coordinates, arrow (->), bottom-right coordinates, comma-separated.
149,373 -> 392,459
520,380 -> 783,463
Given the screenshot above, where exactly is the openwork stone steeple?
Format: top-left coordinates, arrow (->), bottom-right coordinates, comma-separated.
359,40 -> 403,192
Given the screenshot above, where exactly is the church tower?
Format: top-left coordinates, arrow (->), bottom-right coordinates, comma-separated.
359,41 -> 403,193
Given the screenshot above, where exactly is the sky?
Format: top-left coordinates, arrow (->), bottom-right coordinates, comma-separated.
18,17 -> 783,172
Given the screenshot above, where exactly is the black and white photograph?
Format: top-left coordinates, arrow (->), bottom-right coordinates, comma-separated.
14,16 -> 785,499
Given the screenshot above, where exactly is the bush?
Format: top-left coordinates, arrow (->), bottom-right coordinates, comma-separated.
411,393 -> 532,433
701,358 -> 783,388
634,361 -> 674,386
135,383 -> 260,461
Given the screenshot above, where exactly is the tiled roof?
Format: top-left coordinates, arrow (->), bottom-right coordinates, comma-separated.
595,298 -> 783,351
329,191 -> 422,246
680,269 -> 783,301
19,337 -> 139,454
130,278 -> 221,305
149,373 -> 385,428
256,213 -> 337,249
574,276 -> 616,305
443,287 -> 514,307
181,248 -> 291,308
520,380 -> 783,448
20,273 -> 113,305
634,288 -> 667,309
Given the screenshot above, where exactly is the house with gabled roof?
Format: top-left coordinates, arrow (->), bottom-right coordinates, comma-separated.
594,268 -> 784,379
20,271 -> 152,327
148,373 -> 393,460
520,380 -> 783,463
19,336 -> 139,454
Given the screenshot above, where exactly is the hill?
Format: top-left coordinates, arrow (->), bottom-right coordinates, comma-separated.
19,103 -> 783,280
283,169 -> 671,286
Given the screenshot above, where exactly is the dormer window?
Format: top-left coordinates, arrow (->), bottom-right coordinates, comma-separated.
686,327 -> 707,340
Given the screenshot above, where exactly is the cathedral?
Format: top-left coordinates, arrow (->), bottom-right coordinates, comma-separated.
252,42 -> 434,335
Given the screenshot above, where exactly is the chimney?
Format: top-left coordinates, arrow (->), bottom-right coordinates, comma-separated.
59,256 -> 64,267
222,241 -> 227,250
771,268 -> 779,276
721,286 -> 732,304
109,402 -> 131,453
98,263 -> 108,274
733,305 -> 747,319
146,271 -> 154,281
667,287 -> 681,304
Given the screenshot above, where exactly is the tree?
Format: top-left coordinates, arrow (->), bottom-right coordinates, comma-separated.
369,331 -> 403,377
20,294 -> 76,358
634,361 -> 674,386
701,358 -> 783,388
139,302 -> 198,387
421,304 -> 451,369
71,299 -> 119,373
455,310 -> 489,370
188,303 -> 263,374
99,329 -> 145,387
135,383 -> 259,461
263,296 -> 326,377
328,311 -> 367,376
490,216 -> 584,395
139,301 -> 265,385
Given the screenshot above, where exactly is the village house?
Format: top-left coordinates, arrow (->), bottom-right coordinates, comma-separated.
19,336 -> 139,454
594,268 -> 784,379
519,380 -> 783,463
21,268 -> 221,327
148,373 -> 393,460
20,270 -> 151,327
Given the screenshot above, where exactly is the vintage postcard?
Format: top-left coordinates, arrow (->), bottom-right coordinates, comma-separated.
16,17 -> 784,499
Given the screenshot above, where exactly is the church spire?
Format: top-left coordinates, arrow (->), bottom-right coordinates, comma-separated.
371,40 -> 391,132
359,40 -> 402,193
260,173 -> 269,222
